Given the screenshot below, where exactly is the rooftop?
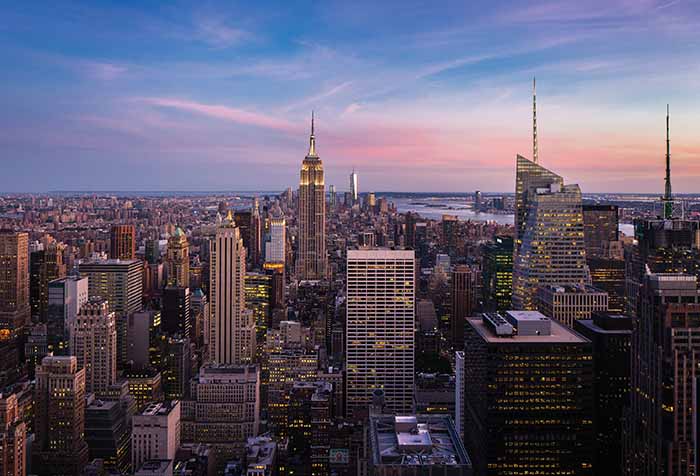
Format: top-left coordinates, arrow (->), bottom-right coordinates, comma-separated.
471,313 -> 588,344
369,415 -> 471,468
539,283 -> 608,295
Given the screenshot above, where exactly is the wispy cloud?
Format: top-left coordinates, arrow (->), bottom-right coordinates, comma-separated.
193,14 -> 248,48
136,97 -> 296,132
281,81 -> 353,113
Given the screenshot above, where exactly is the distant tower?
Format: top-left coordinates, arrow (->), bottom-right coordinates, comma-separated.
532,77 -> 539,164
662,104 -> 674,220
297,112 -> 327,280
109,225 -> 136,260
166,227 -> 189,288
350,169 -> 359,204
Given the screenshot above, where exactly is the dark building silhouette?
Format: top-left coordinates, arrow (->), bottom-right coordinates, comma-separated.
464,311 -> 594,476
574,313 -> 632,476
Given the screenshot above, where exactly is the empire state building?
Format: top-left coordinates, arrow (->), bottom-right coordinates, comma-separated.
297,113 -> 327,280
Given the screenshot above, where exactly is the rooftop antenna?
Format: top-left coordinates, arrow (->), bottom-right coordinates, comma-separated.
662,104 -> 673,219
533,77 -> 539,164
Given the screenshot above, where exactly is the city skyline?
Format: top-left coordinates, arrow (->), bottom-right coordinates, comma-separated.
2,1 -> 700,193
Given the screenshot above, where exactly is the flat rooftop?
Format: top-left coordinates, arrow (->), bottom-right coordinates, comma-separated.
369,415 -> 471,468
469,316 -> 588,344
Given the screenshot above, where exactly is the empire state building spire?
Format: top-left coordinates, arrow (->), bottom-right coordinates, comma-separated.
308,111 -> 317,157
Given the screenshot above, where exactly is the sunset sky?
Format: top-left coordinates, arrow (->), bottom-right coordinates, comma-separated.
2,0 -> 700,193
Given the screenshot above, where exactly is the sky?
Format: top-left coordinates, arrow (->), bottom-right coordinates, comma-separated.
2,0 -> 700,193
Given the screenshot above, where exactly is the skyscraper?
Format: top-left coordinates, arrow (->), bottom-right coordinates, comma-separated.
582,204 -> 619,258
33,355 -> 89,476
47,276 -> 89,354
209,212 -> 255,365
70,297 -> 117,395
450,265 -> 478,348
346,249 -> 415,417
30,244 -> 66,322
482,236 -> 513,311
109,225 -> 136,260
328,184 -> 336,209
264,206 -> 286,268
463,311 -> 594,475
250,197 -> 263,269
297,113 -> 327,281
166,227 -> 189,288
574,313 -> 632,476
0,392 -> 27,476
512,156 -> 591,310
349,169 -> 358,204
624,274 -> 700,476
0,231 -> 30,333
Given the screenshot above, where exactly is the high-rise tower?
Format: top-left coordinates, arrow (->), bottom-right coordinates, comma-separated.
0,231 -> 30,333
209,212 -> 255,364
512,156 -> 591,310
109,225 -> 136,260
349,169 -> 358,204
166,227 -> 189,288
346,249 -> 415,417
297,113 -> 327,281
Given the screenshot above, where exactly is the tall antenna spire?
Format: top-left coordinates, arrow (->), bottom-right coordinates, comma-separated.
663,104 -> 673,219
308,111 -> 317,157
532,77 -> 539,164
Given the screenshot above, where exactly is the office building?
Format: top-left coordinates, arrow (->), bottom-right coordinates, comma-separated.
250,198 -> 263,269
328,184 -> 336,209
145,239 -> 160,265
162,286 -> 191,338
346,249 -> 415,417
287,381 -> 332,476
245,272 -> 272,335
132,401 -> 181,472
463,311 -> 594,475
264,208 -> 286,268
416,300 -> 439,355
33,356 -> 90,476
482,236 -> 513,311
85,398 -> 131,474
209,212 -> 255,365
582,205 -> 619,258
127,310 -> 161,369
110,225 -> 136,260
266,348 -> 319,434
161,336 -> 194,401
126,367 -> 163,410
70,297 -> 117,395
624,274 -> 700,476
166,228 -> 189,288
181,364 -> 260,465
536,284 -> 608,329
451,265 -> 478,348
79,259 -> 142,316
368,415 -> 472,476
0,231 -> 30,332
47,276 -> 89,354
297,114 -> 327,280
29,244 -> 66,322
588,257 -> 626,313
574,313 -> 632,476
512,156 -> 591,310
350,169 -> 358,204
0,392 -> 27,476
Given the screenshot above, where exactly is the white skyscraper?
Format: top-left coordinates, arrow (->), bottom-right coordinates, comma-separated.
346,249 -> 415,417
132,401 -> 181,472
209,212 -> 255,365
349,169 -> 359,204
70,297 -> 117,395
265,206 -> 286,267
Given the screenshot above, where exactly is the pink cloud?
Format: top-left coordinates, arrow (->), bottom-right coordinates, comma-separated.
136,97 -> 296,132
